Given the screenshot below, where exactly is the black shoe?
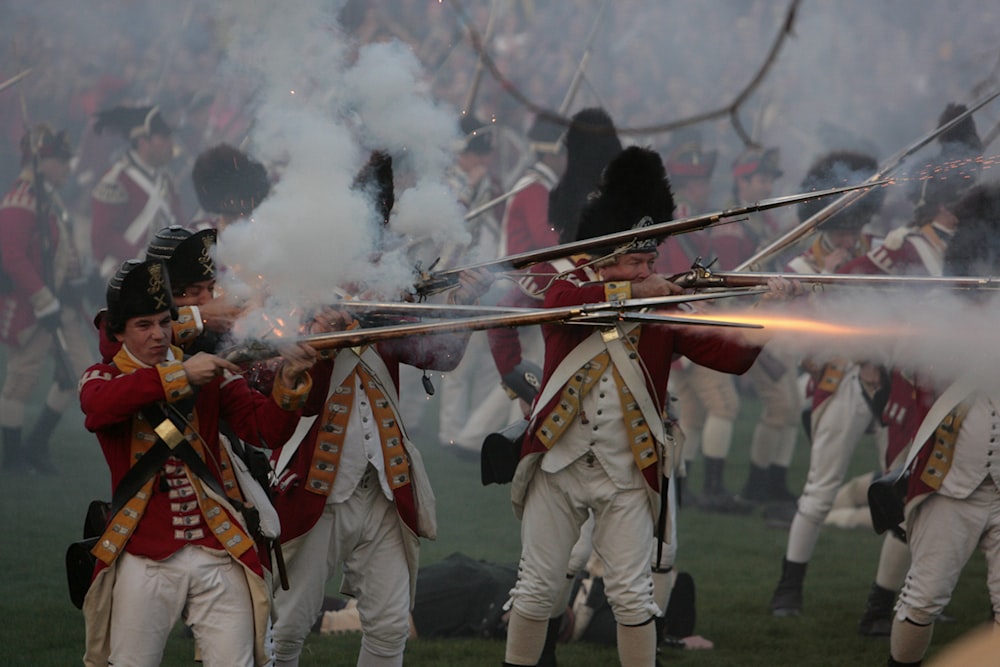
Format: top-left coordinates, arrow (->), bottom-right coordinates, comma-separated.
770,586 -> 803,617
858,583 -> 895,637
770,559 -> 806,617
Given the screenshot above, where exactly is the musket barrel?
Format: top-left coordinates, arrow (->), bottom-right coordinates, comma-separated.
221,289 -> 763,363
676,270 -> 1000,290
415,179 -> 888,296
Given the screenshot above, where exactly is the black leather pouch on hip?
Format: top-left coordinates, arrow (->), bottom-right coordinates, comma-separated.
481,420 -> 528,486
66,499 -> 111,610
867,466 -> 909,542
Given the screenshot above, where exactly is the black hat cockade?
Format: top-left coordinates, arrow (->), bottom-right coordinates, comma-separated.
146,226 -> 217,292
798,150 -> 883,231
192,143 -> 271,217
94,105 -> 172,141
575,145 -> 675,257
105,259 -> 177,334
19,124 -> 73,165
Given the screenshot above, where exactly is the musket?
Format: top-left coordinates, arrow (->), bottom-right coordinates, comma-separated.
556,0 -> 610,115
738,87 -> 1000,272
460,0 -> 499,117
672,264 -> 1000,292
221,289 -> 765,364
0,69 -> 32,96
414,178 -> 888,296
462,1 -> 609,225
463,177 -> 535,222
14,59 -> 77,389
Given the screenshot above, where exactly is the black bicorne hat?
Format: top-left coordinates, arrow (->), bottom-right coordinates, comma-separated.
527,114 -> 565,155
798,150 -> 883,230
192,144 -> 271,216
105,259 -> 177,333
146,226 -> 217,291
575,146 -> 675,254
94,105 -> 172,141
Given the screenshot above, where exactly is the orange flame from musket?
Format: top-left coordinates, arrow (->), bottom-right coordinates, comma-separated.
671,310 -> 900,337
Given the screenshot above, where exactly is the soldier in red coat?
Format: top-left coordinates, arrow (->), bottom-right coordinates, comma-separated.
677,146 -> 786,515
654,128 -> 716,275
78,258 -> 316,667
769,151 -> 891,618
843,104 -> 983,637
0,125 -> 94,474
498,114 -> 565,258
90,105 -> 184,281
887,182 -> 1000,667
503,147 -> 791,667
488,108 -> 622,413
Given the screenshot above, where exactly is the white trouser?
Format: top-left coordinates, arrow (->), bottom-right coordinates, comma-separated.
896,478 -> 1000,626
510,455 -> 658,626
787,366 -> 879,562
110,546 -> 254,667
271,469 -> 415,662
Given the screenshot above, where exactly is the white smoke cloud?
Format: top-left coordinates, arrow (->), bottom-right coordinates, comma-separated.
207,0 -> 468,337
712,287 -> 1000,392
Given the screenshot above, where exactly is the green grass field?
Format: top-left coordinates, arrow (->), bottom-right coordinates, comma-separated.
0,380 -> 990,666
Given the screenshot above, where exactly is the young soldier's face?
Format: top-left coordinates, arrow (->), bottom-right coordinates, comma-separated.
116,311 -> 173,366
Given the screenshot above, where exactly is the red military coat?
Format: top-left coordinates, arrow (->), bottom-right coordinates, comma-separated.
271,331 -> 470,542
520,270 -> 762,491
841,223 -> 950,277
91,151 -> 183,278
79,346 -> 308,573
0,170 -> 81,344
500,162 -> 559,257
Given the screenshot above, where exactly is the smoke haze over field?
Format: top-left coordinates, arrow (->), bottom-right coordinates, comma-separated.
4,0 -> 1000,348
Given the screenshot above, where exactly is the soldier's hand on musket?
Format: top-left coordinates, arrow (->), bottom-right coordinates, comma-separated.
277,342 -> 318,389
309,306 -> 356,334
183,352 -> 242,386
630,274 -> 684,298
449,268 -> 494,305
760,277 -> 804,302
